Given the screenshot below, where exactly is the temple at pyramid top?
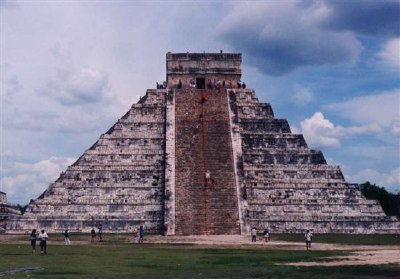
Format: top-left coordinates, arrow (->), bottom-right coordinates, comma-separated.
166,52 -> 242,89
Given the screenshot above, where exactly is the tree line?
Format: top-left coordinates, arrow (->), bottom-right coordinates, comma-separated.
359,182 -> 400,218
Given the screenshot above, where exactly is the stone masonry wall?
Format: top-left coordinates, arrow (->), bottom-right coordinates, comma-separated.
228,89 -> 400,233
7,90 -> 167,233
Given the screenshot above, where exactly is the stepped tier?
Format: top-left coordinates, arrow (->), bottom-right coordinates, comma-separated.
228,89 -> 399,233
5,52 -> 399,234
6,90 -> 167,233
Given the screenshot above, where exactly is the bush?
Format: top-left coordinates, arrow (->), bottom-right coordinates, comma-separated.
359,182 -> 400,217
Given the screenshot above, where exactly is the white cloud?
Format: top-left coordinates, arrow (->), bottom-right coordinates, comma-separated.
348,168 -> 400,194
217,1 -> 362,75
1,48 -> 123,134
326,89 -> 400,136
378,38 -> 400,70
0,156 -> 76,204
299,112 -> 382,148
44,67 -> 109,106
292,85 -> 314,106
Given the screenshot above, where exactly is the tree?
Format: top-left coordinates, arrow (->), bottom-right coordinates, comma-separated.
16,204 -> 28,214
359,182 -> 400,217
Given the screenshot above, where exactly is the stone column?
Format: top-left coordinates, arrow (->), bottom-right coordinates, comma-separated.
164,90 -> 176,235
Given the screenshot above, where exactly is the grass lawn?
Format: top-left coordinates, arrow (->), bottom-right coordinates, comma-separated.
1,243 -> 399,278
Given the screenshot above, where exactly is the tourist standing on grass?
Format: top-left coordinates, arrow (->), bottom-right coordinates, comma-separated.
38,229 -> 48,255
64,229 -> 70,245
305,230 -> 312,250
139,225 -> 144,243
90,228 -> 96,243
263,228 -> 269,242
98,223 -> 103,242
30,229 -> 37,254
251,227 -> 257,242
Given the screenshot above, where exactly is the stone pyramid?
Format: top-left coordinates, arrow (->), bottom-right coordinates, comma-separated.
6,52 -> 399,234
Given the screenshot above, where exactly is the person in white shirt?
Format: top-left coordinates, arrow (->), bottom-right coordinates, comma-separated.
38,229 -> 48,255
251,227 -> 257,242
305,229 -> 312,250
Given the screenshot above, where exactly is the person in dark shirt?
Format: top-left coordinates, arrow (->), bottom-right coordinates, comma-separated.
30,229 -> 37,254
98,223 -> 103,242
64,229 -> 70,245
139,226 -> 144,244
90,228 -> 96,243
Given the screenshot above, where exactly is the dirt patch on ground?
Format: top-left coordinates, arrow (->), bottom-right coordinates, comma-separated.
282,249 -> 400,266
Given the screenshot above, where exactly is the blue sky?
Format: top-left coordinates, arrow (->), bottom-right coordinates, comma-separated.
1,0 -> 399,204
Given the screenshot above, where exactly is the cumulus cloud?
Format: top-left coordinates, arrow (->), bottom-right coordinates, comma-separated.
217,1 -> 400,75
292,85 -> 314,106
348,168 -> 400,194
2,101 -> 120,133
43,67 -> 109,106
299,112 -> 382,147
1,46 -> 122,134
0,156 -> 76,204
326,89 -> 400,136
321,0 -> 400,36
217,1 -> 362,75
377,38 -> 400,70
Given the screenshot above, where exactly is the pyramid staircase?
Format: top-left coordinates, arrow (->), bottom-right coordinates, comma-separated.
174,88 -> 240,235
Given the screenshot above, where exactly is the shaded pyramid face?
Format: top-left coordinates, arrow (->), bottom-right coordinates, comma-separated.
8,90 -> 168,233
6,53 -> 399,234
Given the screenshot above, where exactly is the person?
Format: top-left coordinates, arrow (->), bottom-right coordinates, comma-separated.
139,225 -> 144,244
263,228 -> 269,242
177,80 -> 182,89
242,82 -> 246,89
64,229 -> 70,245
30,229 -> 37,254
205,170 -> 211,183
305,229 -> 312,250
38,229 -> 48,255
163,223 -> 168,236
90,228 -> 96,243
98,223 -> 103,242
251,227 -> 257,242
132,227 -> 139,243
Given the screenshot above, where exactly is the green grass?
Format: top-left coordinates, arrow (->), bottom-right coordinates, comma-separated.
9,233 -> 400,246
0,244 -> 399,278
270,234 -> 400,245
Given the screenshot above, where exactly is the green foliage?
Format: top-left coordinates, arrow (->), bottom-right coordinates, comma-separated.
16,204 -> 28,214
359,182 -> 400,217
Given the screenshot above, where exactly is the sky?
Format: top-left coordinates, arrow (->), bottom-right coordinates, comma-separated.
1,0 -> 399,205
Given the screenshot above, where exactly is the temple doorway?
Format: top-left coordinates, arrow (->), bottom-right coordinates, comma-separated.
196,77 -> 205,89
